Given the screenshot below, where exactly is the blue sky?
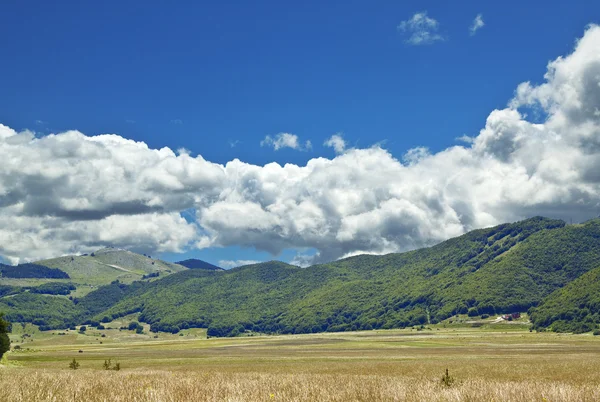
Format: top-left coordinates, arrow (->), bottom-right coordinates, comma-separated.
1,1 -> 599,267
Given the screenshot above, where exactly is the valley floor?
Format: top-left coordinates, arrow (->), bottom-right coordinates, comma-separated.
1,322 -> 600,401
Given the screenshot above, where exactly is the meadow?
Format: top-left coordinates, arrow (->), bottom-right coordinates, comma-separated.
1,318 -> 600,401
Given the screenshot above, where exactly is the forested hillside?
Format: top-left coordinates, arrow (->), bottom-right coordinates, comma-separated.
530,265 -> 600,333
2,217 -> 600,335
0,263 -> 69,279
96,217 -> 600,335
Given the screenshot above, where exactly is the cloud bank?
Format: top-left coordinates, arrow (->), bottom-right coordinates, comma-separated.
2,26 -> 600,265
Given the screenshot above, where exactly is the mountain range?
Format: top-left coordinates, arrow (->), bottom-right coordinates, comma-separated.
1,216 -> 600,335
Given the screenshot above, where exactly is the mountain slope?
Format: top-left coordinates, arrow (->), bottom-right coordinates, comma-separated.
0,248 -> 190,328
530,265 -> 600,333
175,259 -> 223,271
98,217 -> 600,335
4,216 -> 600,335
37,248 -> 187,286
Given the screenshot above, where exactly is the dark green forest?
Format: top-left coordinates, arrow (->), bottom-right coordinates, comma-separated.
0,263 -> 69,279
530,265 -> 600,333
2,217 -> 600,336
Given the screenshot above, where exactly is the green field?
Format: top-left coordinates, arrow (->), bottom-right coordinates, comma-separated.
1,317 -> 600,401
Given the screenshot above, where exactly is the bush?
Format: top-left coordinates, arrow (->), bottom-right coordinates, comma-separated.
593,329 -> 600,336
481,314 -> 490,319
79,326 -> 87,333
441,368 -> 455,387
103,359 -> 121,371
467,307 -> 479,317
69,359 -> 80,370
0,314 -> 10,360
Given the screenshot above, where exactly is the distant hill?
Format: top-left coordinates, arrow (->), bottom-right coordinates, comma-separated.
174,259 -> 223,271
37,248 -> 188,287
3,217 -> 600,335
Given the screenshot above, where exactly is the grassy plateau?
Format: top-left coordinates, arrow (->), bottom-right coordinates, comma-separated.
1,317 -> 599,401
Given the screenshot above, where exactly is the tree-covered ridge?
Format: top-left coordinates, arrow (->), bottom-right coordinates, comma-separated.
0,263 -> 69,279
0,293 -> 82,330
99,217 -> 597,335
530,265 -> 600,333
2,216 -> 600,335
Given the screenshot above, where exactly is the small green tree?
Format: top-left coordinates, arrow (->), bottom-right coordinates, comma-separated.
0,313 -> 10,360
102,359 -> 121,371
69,359 -> 80,370
441,368 -> 455,387
79,325 -> 87,333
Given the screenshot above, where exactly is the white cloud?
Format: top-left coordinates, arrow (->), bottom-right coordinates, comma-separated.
403,146 -> 430,165
324,134 -> 346,154
456,135 -> 475,144
218,259 -> 262,269
398,12 -> 444,45
2,26 -> 600,265
261,133 -> 311,151
470,14 -> 485,36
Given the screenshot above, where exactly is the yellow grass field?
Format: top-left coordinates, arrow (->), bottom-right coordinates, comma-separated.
2,320 -> 600,401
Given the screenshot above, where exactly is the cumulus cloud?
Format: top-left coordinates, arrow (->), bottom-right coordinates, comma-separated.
324,134 -> 346,154
2,26 -> 600,265
218,260 -> 262,269
470,14 -> 484,36
398,12 -> 444,45
261,133 -> 311,151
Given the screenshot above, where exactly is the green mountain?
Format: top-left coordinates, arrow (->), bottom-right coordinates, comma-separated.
175,259 -> 223,271
0,248 -> 189,329
37,247 -> 187,287
3,216 -> 600,335
529,265 -> 600,333
95,217 -> 600,335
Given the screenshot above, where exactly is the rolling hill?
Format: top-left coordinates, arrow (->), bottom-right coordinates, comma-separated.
2,216 -> 600,335
37,247 -> 187,287
175,259 -> 223,271
93,217 -> 600,335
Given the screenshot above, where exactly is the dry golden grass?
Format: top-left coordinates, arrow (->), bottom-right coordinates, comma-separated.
1,369 -> 599,401
3,326 -> 600,401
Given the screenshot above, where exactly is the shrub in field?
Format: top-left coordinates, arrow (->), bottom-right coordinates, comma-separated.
68,359 -> 80,370
103,359 -> 121,371
441,368 -> 455,387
